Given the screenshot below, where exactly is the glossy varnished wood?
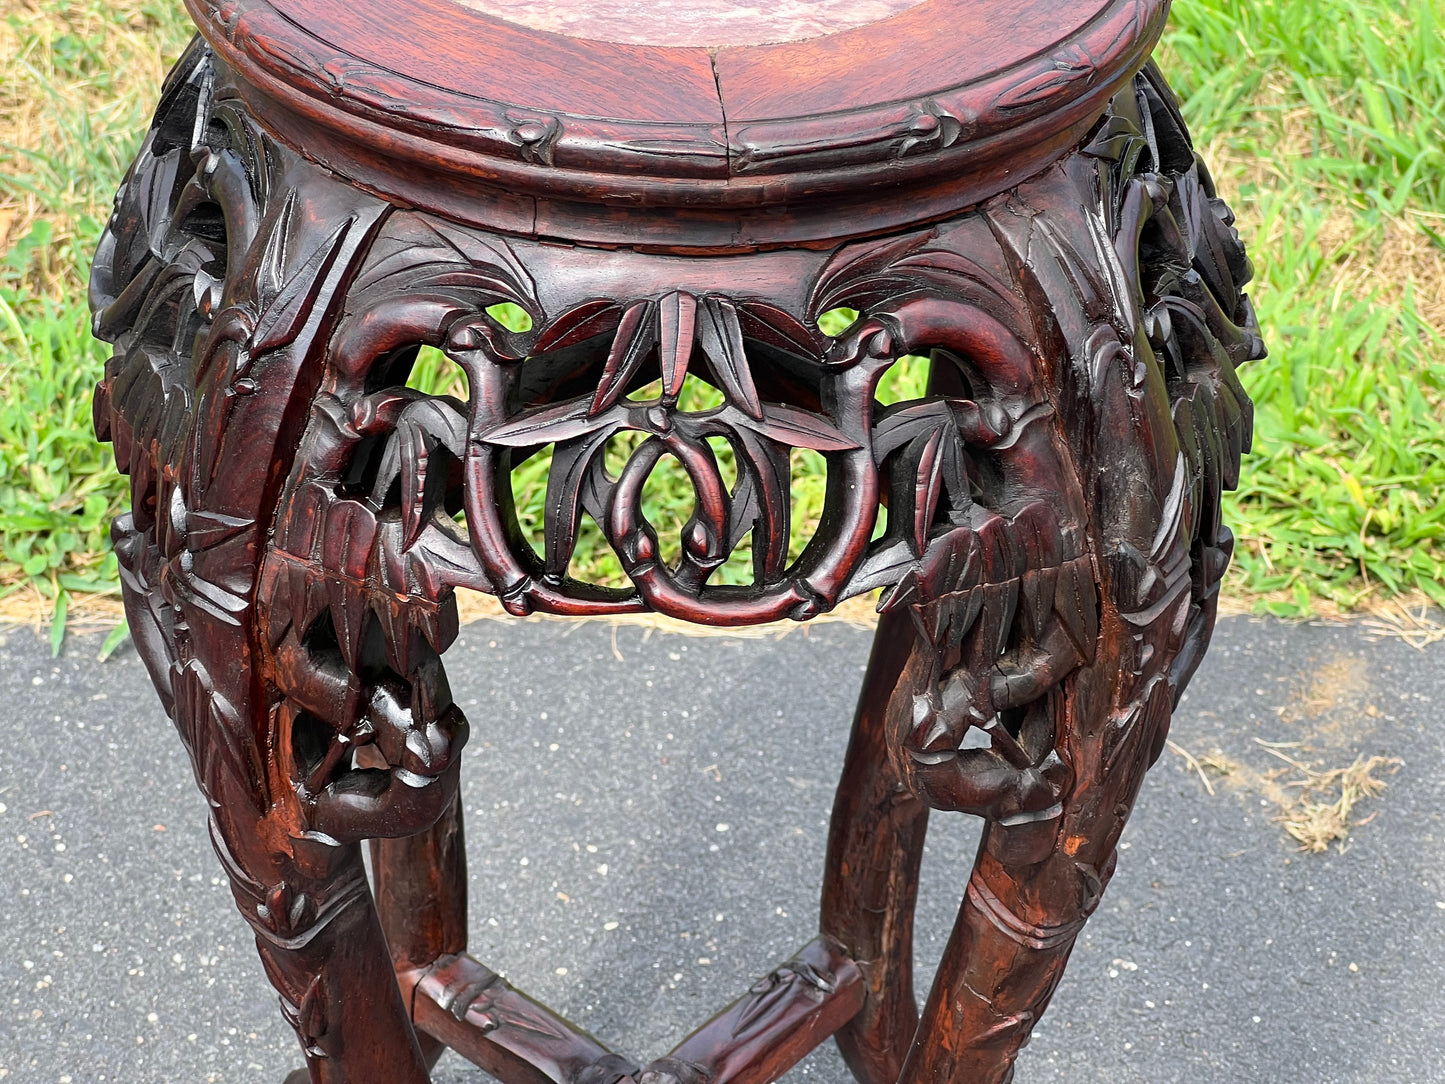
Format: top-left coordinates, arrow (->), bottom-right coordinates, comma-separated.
182,0 -> 1167,245
91,6 -> 1261,1081
820,607 -> 929,1084
404,954 -> 636,1084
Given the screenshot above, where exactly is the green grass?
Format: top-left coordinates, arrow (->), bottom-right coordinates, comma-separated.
1160,0 -> 1445,612
2,0 -> 1442,637
0,0 -> 192,639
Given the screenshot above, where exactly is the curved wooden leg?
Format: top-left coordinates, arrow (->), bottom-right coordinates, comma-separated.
819,66 -> 1262,1084
894,635 -> 1167,1084
370,791 -> 469,1070
92,41 -> 448,1082
821,607 -> 929,1084
242,845 -> 431,1084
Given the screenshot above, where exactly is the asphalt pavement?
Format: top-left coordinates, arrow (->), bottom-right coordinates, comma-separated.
2,612 -> 1443,1083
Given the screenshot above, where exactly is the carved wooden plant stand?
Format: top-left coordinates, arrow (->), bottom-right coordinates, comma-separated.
91,1 -> 1263,1081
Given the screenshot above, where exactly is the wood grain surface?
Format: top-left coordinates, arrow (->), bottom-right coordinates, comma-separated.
89,12 -> 1261,1083
181,0 -> 1167,246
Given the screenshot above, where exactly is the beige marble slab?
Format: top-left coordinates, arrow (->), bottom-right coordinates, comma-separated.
450,0 -> 930,47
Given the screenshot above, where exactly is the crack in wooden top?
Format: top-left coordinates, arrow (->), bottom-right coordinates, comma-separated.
191,0 -> 1168,245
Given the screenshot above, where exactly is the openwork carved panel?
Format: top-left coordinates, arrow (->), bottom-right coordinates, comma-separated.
92,29 -> 1260,1084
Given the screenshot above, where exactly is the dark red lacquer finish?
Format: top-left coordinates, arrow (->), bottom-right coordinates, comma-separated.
90,2 -> 1262,1080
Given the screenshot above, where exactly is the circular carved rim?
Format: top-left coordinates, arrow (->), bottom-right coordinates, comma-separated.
189,0 -> 1167,246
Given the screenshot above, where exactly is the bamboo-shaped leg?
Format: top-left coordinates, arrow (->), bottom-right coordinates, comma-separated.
260,568 -> 470,1082
893,630 -> 1169,1084
259,846 -> 434,1084
821,607 -> 929,1084
371,790 -> 469,1069
852,64 -> 1260,1084
92,40 -> 450,1082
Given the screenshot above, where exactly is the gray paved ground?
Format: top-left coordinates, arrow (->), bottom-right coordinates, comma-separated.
2,613 -> 1442,1083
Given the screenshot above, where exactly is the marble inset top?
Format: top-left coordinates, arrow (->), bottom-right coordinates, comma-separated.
449,0 -> 931,46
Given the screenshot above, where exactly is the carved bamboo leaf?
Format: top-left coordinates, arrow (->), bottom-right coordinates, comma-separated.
841,538 -> 918,600
152,34 -> 209,140
1179,175 -> 1240,308
371,398 -> 467,550
891,249 -> 1007,286
329,575 -> 369,672
1054,556 -> 1099,663
911,428 -> 946,555
178,568 -> 250,625
725,465 -> 759,553
179,661 -> 264,815
733,974 -> 791,1038
1031,216 -> 1113,322
544,424 -> 619,577
297,974 -> 327,1041
354,215 -> 536,311
249,217 -> 353,354
590,300 -> 656,416
1083,114 -> 1149,175
479,398 -> 614,447
938,424 -> 972,513
578,451 -> 615,524
535,299 -> 620,354
255,191 -> 296,303
737,302 -> 824,360
352,244 -> 461,295
810,231 -> 926,317
889,250 -> 1032,326
182,510 -> 253,552
658,291 -> 696,398
93,257 -> 162,341
748,404 -> 860,453
728,426 -> 791,580
871,399 -> 956,464
698,296 -> 762,420
401,269 -> 538,297
492,1001 -> 570,1041
430,218 -> 536,301
352,260 -> 535,321
398,428 -> 438,552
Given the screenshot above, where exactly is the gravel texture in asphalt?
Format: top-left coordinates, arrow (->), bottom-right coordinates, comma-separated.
1,614 -> 1442,1083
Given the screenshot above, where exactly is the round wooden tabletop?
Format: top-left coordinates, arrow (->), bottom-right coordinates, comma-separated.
190,0 -> 1169,247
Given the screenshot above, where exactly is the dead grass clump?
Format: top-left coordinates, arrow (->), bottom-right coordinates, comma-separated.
1217,585 -> 1445,635
0,579 -> 123,631
1169,736 -> 1401,855
1360,596 -> 1445,649
1278,754 -> 1400,853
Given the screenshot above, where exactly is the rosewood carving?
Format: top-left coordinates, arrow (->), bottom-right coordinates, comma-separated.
92,8 -> 1261,1082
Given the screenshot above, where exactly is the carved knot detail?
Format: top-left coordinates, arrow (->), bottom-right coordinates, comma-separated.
508,114 -> 562,165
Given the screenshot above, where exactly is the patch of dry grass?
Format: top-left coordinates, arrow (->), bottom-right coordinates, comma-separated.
1,0 -> 190,296
1276,753 -> 1399,853
1203,124 -> 1445,344
1168,639 -> 1410,854
1169,743 -> 1400,854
